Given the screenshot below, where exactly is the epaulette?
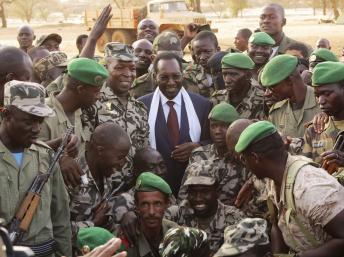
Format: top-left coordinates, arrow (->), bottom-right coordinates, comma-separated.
30,140 -> 53,153
211,89 -> 227,97
269,99 -> 288,114
131,73 -> 150,88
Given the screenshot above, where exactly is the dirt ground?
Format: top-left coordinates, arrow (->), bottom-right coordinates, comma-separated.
1,18 -> 344,58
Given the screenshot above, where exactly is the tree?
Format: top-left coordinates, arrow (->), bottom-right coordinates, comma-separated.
0,0 -> 12,28
227,0 -> 248,17
329,0 -> 340,19
12,0 -> 41,22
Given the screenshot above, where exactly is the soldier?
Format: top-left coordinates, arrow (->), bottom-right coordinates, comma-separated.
235,120 -> 344,255
233,28 -> 252,52
76,34 -> 88,55
260,54 -> 320,138
167,172 -> 245,255
315,38 -> 331,50
214,218 -> 271,257
160,227 -> 210,257
69,123 -> 130,239
17,25 -> 35,53
118,172 -> 177,257
303,61 -> 344,183
0,81 -> 72,256
247,32 -> 275,88
131,31 -> 199,99
137,19 -> 159,43
33,51 -> 68,87
211,53 -> 266,120
179,102 -> 246,205
183,31 -> 220,98
301,48 -> 339,85
259,3 -> 312,57
39,57 -> 109,187
100,42 -> 149,189
207,51 -> 228,90
132,39 -> 153,78
36,33 -> 62,52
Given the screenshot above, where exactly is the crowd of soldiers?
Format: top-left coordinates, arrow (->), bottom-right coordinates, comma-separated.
0,2 -> 344,257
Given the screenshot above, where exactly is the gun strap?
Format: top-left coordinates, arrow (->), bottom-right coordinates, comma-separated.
21,238 -> 57,257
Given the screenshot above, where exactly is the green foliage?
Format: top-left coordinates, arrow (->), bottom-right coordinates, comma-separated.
227,0 -> 248,17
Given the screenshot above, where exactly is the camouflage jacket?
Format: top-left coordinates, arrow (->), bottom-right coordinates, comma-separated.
68,154 -> 112,239
183,63 -> 215,98
179,144 -> 247,206
210,85 -> 266,120
302,118 -> 344,184
166,200 -> 245,254
99,83 -> 150,189
130,70 -> 200,99
45,73 -> 66,96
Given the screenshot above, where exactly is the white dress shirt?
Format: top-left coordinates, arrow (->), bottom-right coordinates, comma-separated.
159,90 -> 182,128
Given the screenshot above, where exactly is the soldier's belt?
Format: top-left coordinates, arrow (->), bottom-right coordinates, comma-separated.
21,238 -> 57,257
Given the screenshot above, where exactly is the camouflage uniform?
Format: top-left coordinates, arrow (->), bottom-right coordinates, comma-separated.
302,118 -> 344,183
160,227 -> 209,257
33,51 -> 67,87
210,86 -> 266,120
45,73 -> 67,96
214,218 -> 269,257
166,200 -> 245,254
180,150 -> 247,206
1,81 -> 72,256
183,63 -> 215,98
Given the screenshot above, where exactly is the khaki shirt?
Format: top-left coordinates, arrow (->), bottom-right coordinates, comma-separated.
123,219 -> 177,257
275,33 -> 313,57
39,93 -> 89,154
269,86 -> 320,138
0,140 -> 72,256
268,154 -> 344,252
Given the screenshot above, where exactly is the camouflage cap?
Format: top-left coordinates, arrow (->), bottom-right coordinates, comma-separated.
104,42 -> 135,61
152,31 -> 182,57
184,160 -> 217,186
36,33 -> 62,47
214,218 -> 269,257
34,51 -> 68,81
160,227 -> 209,257
4,80 -> 54,117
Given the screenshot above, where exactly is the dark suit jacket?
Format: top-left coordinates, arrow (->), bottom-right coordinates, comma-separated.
138,91 -> 212,196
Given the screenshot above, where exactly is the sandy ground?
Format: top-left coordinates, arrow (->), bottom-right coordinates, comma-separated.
1,18 -> 344,58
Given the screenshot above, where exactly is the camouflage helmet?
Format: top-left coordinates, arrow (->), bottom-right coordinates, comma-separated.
36,33 -> 62,47
160,227 -> 210,257
214,218 -> 269,257
3,80 -> 54,117
33,51 -> 68,81
152,31 -> 183,58
104,42 -> 135,61
184,160 -> 218,186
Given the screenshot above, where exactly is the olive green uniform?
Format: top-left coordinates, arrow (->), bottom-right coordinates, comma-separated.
269,86 -> 320,138
0,140 -> 72,256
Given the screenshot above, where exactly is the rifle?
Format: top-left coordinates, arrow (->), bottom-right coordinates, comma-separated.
321,131 -> 344,175
8,127 -> 74,244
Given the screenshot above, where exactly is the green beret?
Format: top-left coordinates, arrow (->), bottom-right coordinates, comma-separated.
221,53 -> 254,70
76,227 -> 114,252
249,32 -> 275,46
208,102 -> 239,124
310,48 -> 339,63
312,61 -> 344,86
235,121 -> 277,153
135,172 -> 172,195
260,54 -> 298,87
67,57 -> 108,87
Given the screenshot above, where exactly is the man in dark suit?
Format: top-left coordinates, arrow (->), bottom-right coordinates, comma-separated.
139,52 -> 212,196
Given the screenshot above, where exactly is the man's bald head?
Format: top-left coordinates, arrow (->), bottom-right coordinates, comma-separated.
262,3 -> 285,18
0,46 -> 33,86
259,3 -> 286,36
28,46 -> 49,64
132,38 -> 152,49
226,119 -> 254,151
90,122 -> 130,148
316,38 -> 331,50
17,25 -> 35,52
137,18 -> 159,43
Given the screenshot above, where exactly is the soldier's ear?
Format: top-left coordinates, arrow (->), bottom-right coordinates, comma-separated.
151,54 -> 156,62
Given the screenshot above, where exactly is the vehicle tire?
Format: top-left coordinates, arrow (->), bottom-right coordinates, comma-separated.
112,30 -> 135,44
96,30 -> 113,53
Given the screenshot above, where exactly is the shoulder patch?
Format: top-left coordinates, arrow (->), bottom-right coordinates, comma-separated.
31,140 -> 53,152
269,99 -> 288,113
